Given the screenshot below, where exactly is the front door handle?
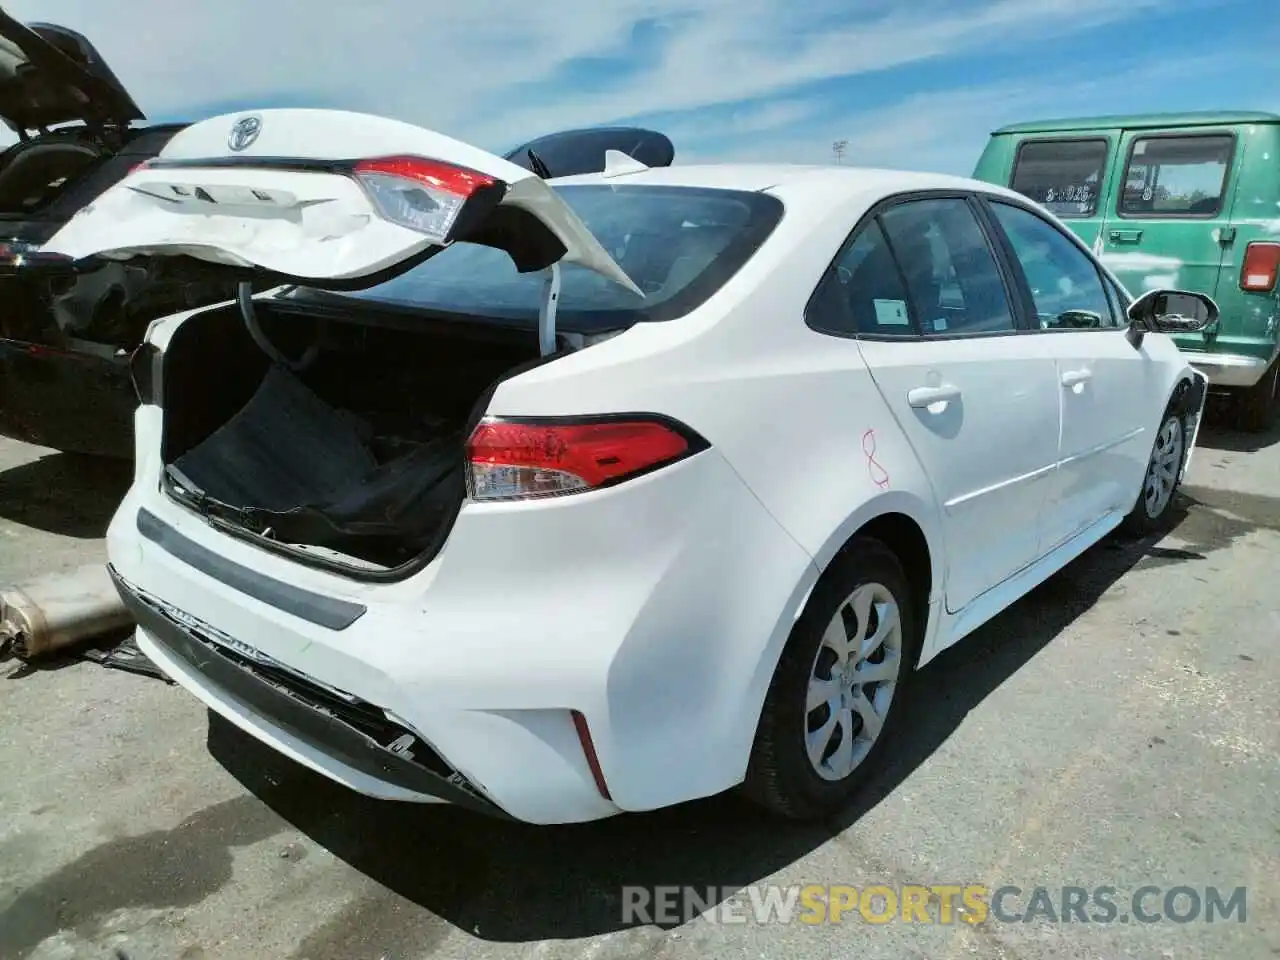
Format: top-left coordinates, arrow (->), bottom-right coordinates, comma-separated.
907,384 -> 961,408
1061,368 -> 1092,388
1108,229 -> 1143,244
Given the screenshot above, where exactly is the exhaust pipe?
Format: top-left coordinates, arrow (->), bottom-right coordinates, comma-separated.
0,564 -> 134,660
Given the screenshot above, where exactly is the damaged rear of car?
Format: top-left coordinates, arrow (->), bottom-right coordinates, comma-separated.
46,108 -> 798,823
0,7 -> 239,456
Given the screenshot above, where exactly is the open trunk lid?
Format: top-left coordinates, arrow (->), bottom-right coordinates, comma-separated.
0,8 -> 143,131
43,107 -> 640,295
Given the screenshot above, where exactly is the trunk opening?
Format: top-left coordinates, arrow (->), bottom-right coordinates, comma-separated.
159,295 -> 562,577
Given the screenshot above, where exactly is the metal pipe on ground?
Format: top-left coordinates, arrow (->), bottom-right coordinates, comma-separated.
0,564 -> 134,660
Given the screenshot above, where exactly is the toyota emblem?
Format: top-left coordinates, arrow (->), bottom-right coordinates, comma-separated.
227,115 -> 262,152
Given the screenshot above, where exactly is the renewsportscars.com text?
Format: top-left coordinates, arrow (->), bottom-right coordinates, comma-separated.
621,884 -> 1247,925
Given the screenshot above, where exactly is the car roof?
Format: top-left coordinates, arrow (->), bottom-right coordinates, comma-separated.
549,163 -> 1031,205
991,110 -> 1280,135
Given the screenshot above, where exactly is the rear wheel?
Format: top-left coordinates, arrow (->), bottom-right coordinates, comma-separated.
1120,399 -> 1188,537
1235,358 -> 1279,433
743,537 -> 917,820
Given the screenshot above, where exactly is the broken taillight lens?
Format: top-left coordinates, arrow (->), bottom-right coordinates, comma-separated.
352,156 -> 497,244
465,416 -> 707,502
1240,241 -> 1280,292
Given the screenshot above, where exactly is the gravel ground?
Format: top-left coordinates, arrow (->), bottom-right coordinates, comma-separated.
0,401 -> 1277,960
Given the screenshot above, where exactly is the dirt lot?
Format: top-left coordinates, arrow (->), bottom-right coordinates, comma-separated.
1,405 -> 1277,960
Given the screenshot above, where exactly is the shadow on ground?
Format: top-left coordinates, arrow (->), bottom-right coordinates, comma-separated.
0,452 -> 130,539
1194,394 -> 1280,454
196,499 -> 1213,950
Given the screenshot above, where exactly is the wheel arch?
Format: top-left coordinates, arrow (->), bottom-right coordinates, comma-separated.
742,492 -> 943,752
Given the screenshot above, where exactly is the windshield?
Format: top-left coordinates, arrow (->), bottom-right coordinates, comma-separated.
286,184 -> 783,333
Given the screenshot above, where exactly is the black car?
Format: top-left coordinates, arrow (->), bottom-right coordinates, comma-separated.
0,6 -> 673,459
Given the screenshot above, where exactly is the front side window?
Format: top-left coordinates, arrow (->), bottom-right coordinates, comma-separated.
1119,134 -> 1233,217
879,198 -> 1016,335
1009,139 -> 1108,219
989,201 -> 1117,329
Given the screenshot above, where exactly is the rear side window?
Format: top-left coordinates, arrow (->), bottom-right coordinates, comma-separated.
1119,134 -> 1234,216
809,220 -> 915,337
879,199 -> 1016,335
1009,139 -> 1108,219
330,184 -> 783,333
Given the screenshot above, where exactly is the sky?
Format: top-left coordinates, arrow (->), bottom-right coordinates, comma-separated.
6,0 -> 1280,175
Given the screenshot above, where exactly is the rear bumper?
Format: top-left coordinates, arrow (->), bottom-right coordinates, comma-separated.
1183,348 -> 1278,389
107,435 -> 818,824
113,565 -> 510,818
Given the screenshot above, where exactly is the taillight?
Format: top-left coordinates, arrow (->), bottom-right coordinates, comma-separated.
465,415 -> 707,502
352,156 -> 497,244
1240,241 -> 1280,292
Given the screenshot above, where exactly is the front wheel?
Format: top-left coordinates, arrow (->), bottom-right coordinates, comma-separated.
742,537 -> 917,820
1120,401 -> 1188,537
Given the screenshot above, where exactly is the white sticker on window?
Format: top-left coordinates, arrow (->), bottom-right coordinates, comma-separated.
873,299 -> 910,326
1134,140 -> 1147,155
934,316 -> 949,331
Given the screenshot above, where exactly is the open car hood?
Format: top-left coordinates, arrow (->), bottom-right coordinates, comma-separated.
43,108 -> 641,295
0,8 -> 144,130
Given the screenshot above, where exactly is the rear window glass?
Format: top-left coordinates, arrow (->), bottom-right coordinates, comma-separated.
1009,139 -> 1108,218
319,184 -> 782,333
1119,134 -> 1233,216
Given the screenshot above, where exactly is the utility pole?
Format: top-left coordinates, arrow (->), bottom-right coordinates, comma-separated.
832,139 -> 848,164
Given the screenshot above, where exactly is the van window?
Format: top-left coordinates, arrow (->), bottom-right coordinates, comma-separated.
1119,134 -> 1233,217
1009,139 -> 1108,219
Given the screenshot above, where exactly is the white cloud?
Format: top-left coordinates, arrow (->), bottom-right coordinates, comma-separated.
2,0 -> 1262,174
9,0 -> 1181,146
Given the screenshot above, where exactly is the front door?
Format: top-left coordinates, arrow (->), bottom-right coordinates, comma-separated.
983,196 -> 1160,548
1098,127 -> 1243,353
839,195 -> 1062,612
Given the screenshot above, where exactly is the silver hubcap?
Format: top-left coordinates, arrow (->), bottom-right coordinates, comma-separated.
805,582 -> 904,782
1144,415 -> 1184,518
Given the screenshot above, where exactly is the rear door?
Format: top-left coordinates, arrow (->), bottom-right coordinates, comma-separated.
1005,133 -> 1121,252
1098,127 -> 1242,352
817,193 -> 1062,612
43,108 -> 638,296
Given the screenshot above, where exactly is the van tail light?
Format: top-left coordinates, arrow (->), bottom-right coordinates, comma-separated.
353,156 -> 498,244
465,415 -> 708,502
1240,241 -> 1280,292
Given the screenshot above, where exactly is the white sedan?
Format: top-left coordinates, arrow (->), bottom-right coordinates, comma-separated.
47,109 -> 1213,825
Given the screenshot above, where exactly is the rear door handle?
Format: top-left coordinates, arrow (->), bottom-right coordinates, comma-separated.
907,384 -> 961,408
1061,368 -> 1092,388
1108,229 -> 1143,244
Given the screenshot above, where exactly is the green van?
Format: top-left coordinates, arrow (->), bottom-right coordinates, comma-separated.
973,111 -> 1280,431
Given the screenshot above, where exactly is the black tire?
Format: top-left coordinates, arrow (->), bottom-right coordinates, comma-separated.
1120,394 -> 1191,538
742,536 -> 919,820
1235,358 -> 1279,434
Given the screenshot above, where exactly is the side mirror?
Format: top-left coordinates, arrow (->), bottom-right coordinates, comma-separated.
1125,288 -> 1218,347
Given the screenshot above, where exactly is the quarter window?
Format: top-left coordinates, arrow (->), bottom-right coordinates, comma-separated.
989,201 -> 1118,329
1009,139 -> 1108,219
879,198 -> 1016,335
1119,134 -> 1233,217
809,220 -> 915,337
